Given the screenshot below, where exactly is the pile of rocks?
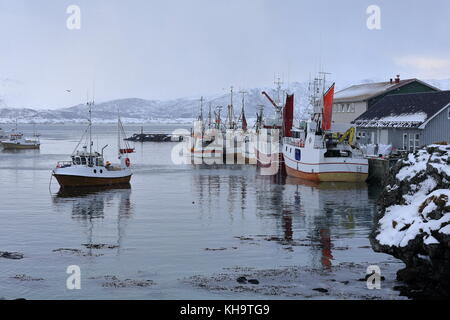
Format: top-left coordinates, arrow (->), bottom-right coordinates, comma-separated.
370,143 -> 450,298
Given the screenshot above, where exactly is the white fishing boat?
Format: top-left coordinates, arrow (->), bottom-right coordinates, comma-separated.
222,87 -> 245,163
190,98 -> 223,160
283,74 -> 368,182
52,101 -> 134,188
254,79 -> 293,173
1,126 -> 40,150
190,89 -> 250,164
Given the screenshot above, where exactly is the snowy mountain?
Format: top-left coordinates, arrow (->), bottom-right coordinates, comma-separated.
0,83 -> 310,124
0,78 -> 449,124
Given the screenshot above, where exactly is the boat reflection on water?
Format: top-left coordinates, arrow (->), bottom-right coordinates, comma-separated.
191,167 -> 376,271
256,174 -> 371,270
52,184 -> 133,253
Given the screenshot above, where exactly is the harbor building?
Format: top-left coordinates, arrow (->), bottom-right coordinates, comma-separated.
332,76 -> 439,126
352,90 -> 450,152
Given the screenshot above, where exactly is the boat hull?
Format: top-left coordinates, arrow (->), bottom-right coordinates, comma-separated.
53,174 -> 132,188
285,165 -> 367,182
1,142 -> 40,150
283,141 -> 368,182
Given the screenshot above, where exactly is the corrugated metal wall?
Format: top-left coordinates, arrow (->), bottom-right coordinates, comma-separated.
423,105 -> 450,144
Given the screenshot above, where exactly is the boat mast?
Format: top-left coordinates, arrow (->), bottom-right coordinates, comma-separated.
239,90 -> 247,126
230,86 -> 233,108
208,103 -> 212,129
118,108 -> 120,157
226,86 -> 235,129
319,72 -> 331,131
88,100 -> 93,156
274,77 -> 283,107
199,96 -> 204,122
214,106 -> 222,130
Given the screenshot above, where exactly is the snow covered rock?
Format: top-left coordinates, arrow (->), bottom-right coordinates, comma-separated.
370,143 -> 450,298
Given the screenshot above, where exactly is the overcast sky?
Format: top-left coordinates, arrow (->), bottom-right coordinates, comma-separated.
0,0 -> 449,109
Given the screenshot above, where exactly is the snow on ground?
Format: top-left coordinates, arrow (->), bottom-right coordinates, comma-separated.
376,144 -> 450,247
395,149 -> 431,181
377,189 -> 450,247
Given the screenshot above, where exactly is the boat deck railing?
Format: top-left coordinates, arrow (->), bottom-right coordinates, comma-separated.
56,161 -> 72,168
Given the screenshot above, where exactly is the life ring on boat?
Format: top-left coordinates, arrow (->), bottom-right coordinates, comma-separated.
125,157 -> 131,167
299,139 -> 305,148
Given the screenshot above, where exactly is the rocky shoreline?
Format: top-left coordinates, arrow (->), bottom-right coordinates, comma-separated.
370,143 -> 450,299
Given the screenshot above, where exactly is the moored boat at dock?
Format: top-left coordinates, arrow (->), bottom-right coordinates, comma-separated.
283,74 -> 368,182
253,79 -> 292,173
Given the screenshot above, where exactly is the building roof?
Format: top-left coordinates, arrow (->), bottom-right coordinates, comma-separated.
352,91 -> 450,129
333,78 -> 438,103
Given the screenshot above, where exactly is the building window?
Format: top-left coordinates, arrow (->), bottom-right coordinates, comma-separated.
346,104 -> 351,112
350,103 -> 355,113
403,133 -> 408,150
448,106 -> 450,119
415,134 -> 420,150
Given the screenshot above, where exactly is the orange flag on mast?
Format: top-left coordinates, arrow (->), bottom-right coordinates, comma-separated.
321,83 -> 335,131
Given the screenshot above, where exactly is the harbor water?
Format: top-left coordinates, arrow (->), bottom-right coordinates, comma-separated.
0,124 -> 407,299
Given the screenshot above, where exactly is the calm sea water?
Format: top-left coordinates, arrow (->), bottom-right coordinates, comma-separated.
0,123 -> 406,299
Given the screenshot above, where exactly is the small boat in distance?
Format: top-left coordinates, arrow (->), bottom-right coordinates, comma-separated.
52,101 -> 134,188
0,124 -> 40,150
